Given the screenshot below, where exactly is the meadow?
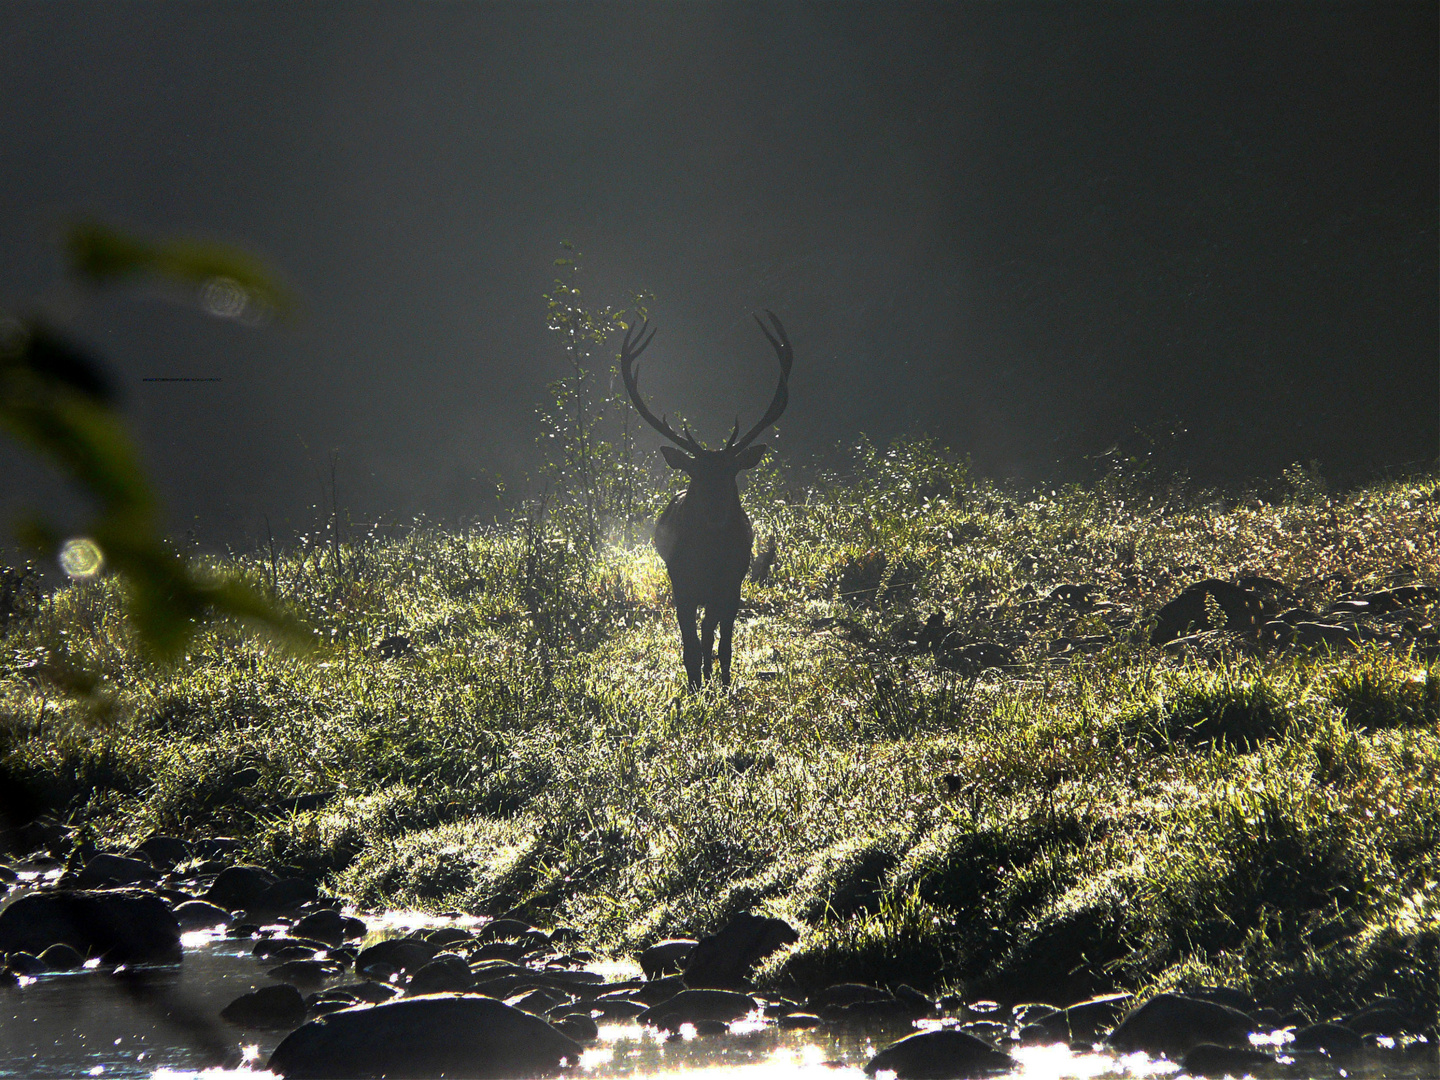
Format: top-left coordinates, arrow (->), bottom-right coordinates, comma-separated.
1,440 -> 1437,1022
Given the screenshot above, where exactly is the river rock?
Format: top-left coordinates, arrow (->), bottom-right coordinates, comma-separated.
6,951 -> 47,975
682,913 -> 798,989
407,953 -> 475,994
1150,580 -> 1265,644
356,937 -> 438,977
173,900 -> 233,930
0,889 -> 180,962
37,943 -> 85,970
134,834 -> 190,868
70,853 -> 160,888
1181,1043 -> 1278,1076
258,876 -> 319,912
205,865 -> 278,909
266,993 -> 582,1078
552,1012 -> 599,1041
1107,993 -> 1254,1055
641,938 -> 697,979
1289,1020 -> 1363,1054
864,1028 -> 1016,1078
291,909 -> 366,946
636,988 -> 759,1029
222,983 -> 309,1029
1018,992 -> 1132,1045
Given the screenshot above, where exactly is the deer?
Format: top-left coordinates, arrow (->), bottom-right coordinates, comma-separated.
620,311 -> 793,690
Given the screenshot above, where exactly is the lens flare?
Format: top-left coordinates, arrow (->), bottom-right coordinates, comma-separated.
58,537 -> 103,579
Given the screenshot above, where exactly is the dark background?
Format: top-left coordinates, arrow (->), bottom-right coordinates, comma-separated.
1,2 -> 1435,551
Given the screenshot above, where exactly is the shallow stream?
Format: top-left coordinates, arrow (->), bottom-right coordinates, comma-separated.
0,912 -> 1433,1080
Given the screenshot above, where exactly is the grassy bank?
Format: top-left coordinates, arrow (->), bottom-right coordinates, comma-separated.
2,441 -> 1438,1021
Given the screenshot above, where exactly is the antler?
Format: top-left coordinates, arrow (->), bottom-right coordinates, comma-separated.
619,319 -> 703,453
730,310 -> 793,451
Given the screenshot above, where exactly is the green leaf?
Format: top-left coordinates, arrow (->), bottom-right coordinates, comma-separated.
66,220 -> 296,318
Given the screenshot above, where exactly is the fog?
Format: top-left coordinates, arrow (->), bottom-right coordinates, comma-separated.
1,2 -> 1434,550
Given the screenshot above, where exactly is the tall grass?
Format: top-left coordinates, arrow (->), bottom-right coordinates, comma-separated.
1,444 -> 1438,1018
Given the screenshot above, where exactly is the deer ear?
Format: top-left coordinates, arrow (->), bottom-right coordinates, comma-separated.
660,445 -> 695,472
733,444 -> 769,471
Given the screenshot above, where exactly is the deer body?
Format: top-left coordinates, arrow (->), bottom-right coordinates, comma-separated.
621,313 -> 793,689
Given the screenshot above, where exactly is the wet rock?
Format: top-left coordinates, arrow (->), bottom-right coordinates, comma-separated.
1291,622 -> 1361,650
355,937 -> 438,977
895,983 -> 938,1015
290,909 -> 363,946
69,853 -> 160,889
1106,993 -> 1254,1056
1150,580 -> 1265,645
551,1012 -> 599,1041
808,982 -> 895,1010
640,938 -> 697,980
421,925 -> 473,949
222,983 -> 310,1029
961,1020 -> 1010,1043
134,834 -> 189,869
864,1028 -> 1016,1078
630,973 -> 685,1005
173,900 -> 233,930
506,987 -> 569,1015
691,1018 -> 730,1035
37,943 -> 85,970
636,988 -> 759,1029
0,889 -> 180,963
407,953 -> 475,994
1010,1003 -> 1059,1026
253,936 -> 329,959
204,865 -> 278,910
476,917 -> 540,942
269,959 -> 344,985
778,1011 -> 822,1029
1289,1021 -> 1363,1054
1018,992 -> 1131,1045
1182,1043 -> 1278,1076
259,877 -> 319,912
330,980 -> 401,1004
681,913 -> 798,990
1345,999 -> 1419,1036
6,951 -> 47,975
587,998 -> 649,1020
1182,985 -> 1259,1013
267,993 -> 582,1079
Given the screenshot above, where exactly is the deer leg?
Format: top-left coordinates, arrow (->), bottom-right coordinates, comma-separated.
676,599 -> 702,690
717,613 -> 736,686
700,606 -> 720,683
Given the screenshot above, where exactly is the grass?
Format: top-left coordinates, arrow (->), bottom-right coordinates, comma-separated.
1,438 -> 1438,1022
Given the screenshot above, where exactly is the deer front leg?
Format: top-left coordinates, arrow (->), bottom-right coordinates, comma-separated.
700,607 -> 720,683
676,599 -> 702,690
717,613 -> 736,686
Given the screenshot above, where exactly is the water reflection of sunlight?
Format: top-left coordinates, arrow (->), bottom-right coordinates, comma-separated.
1012,1044 -> 1181,1080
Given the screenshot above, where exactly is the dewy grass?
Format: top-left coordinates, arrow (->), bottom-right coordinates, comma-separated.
2,447 -> 1439,1020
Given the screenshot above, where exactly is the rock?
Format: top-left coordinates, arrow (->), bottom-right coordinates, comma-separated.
69,853 -> 160,888
1048,583 -> 1098,611
1107,993 -> 1254,1056
1010,1002 -> 1059,1026
1364,586 -> 1440,613
938,641 -> 1016,674
259,877 -> 319,912
0,889 -> 180,963
204,865 -> 278,910
1291,622 -> 1361,650
1345,1000 -> 1417,1036
808,982 -> 895,1010
778,1011 -> 822,1029
292,909 -> 366,946
267,993 -> 582,1078
1150,580 -> 1265,645
193,837 -> 243,861
681,913 -> 798,989
174,900 -> 234,930
6,951 -> 47,975
505,987 -> 568,1015
330,980 -> 401,1004
631,973 -> 685,1005
37,943 -> 85,970
374,634 -> 414,660
864,1028 -> 1016,1078
1018,993 -> 1132,1045
636,988 -> 758,1029
477,917 -> 540,942
222,983 -> 310,1028
587,999 -> 648,1020
355,937 -> 438,977
134,834 -> 189,869
253,936 -> 329,959
1289,1020 -> 1363,1054
895,983 -> 937,1015
552,1012 -> 599,1041
1182,985 -> 1259,1013
640,938 -> 698,980
1181,1043 -> 1278,1076
269,959 -> 344,985
407,953 -> 475,994
421,925 -> 473,949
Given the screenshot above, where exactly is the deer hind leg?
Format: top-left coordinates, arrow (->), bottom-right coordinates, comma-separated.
676,599 -> 702,690
716,594 -> 740,686
700,606 -> 720,684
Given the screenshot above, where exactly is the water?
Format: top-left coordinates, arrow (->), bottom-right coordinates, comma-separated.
0,921 -> 1433,1079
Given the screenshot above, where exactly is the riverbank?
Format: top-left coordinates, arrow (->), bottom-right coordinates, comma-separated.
2,444 -> 1438,1026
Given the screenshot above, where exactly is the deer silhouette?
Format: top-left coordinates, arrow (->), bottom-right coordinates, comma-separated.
620,312 -> 793,689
